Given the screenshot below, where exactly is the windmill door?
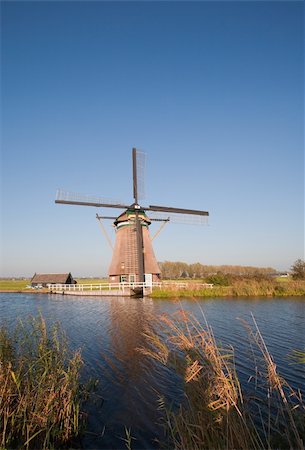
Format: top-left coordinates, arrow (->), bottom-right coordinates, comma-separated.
129,274 -> 135,286
144,273 -> 153,287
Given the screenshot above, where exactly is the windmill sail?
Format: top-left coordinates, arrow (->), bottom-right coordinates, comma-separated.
148,211 -> 208,225
146,204 -> 209,225
148,204 -> 209,216
55,190 -> 129,209
132,148 -> 145,204
132,149 -> 146,282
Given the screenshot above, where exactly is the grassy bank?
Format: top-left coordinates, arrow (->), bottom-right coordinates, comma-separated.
0,316 -> 86,449
0,279 -> 30,291
141,311 -> 305,450
151,279 -> 305,298
0,278 -> 107,291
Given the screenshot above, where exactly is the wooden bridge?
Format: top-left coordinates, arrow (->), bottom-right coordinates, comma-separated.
48,281 -> 213,297
48,281 -> 161,297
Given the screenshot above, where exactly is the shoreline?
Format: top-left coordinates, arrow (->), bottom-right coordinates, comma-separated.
0,290 -> 49,294
1,289 -> 305,298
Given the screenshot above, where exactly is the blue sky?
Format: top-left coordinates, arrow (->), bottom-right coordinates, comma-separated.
1,1 -> 304,277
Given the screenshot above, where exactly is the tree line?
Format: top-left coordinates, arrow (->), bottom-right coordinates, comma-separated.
158,261 -> 276,280
291,259 -> 305,280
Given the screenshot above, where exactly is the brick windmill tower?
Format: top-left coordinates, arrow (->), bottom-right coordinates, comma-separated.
107,208 -> 160,284
55,149 -> 209,289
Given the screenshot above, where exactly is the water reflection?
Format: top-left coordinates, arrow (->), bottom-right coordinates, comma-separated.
86,297 -> 176,449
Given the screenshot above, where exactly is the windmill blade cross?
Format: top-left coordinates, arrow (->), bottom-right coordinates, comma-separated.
132,148 -> 146,283
55,190 -> 129,210
132,148 -> 145,204
148,211 -> 208,225
147,204 -> 209,216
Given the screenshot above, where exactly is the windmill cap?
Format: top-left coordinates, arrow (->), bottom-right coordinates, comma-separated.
114,208 -> 151,226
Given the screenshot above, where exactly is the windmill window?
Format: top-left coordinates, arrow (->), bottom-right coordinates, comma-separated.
120,275 -> 127,283
121,262 -> 125,270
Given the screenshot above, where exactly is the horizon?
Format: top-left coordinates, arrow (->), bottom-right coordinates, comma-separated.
0,261 -> 294,280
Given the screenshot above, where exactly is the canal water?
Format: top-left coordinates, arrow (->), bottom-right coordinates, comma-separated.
0,293 -> 304,449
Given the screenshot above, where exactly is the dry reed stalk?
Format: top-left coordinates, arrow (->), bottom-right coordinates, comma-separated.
247,314 -> 305,450
0,316 -> 85,449
139,307 -> 305,450
139,310 -> 261,449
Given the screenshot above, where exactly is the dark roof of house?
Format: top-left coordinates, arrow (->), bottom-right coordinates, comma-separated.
31,273 -> 75,284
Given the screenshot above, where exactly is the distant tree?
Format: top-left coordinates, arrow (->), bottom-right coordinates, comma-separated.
188,263 -> 204,279
158,261 -> 175,279
244,270 -> 272,281
176,262 -> 189,278
158,260 -> 277,280
159,261 -> 189,279
206,272 -> 230,286
291,259 -> 305,280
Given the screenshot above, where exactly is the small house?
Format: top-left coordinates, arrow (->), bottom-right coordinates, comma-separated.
31,273 -> 77,287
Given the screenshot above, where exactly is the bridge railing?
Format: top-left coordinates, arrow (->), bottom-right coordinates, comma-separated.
160,281 -> 214,289
47,282 -> 162,292
47,281 -> 213,292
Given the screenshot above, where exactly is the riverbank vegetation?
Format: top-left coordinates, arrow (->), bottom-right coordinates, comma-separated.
0,316 -> 86,449
153,259 -> 305,297
151,278 -> 305,298
141,311 -> 305,450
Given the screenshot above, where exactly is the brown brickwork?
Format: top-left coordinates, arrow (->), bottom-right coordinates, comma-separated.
108,210 -> 160,283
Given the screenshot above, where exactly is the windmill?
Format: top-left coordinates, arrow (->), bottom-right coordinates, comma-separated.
55,148 -> 209,287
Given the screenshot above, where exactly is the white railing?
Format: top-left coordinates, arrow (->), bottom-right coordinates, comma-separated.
48,282 -> 162,293
48,281 -> 213,293
161,281 -> 213,289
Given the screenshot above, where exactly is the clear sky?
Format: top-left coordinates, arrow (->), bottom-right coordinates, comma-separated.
1,1 -> 304,277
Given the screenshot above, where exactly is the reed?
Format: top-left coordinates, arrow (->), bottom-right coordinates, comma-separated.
140,310 -> 305,449
150,279 -> 305,298
0,316 -> 85,449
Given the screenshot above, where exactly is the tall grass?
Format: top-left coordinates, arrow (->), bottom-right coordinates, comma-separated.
0,316 -> 85,449
151,279 -> 305,298
140,310 -> 305,449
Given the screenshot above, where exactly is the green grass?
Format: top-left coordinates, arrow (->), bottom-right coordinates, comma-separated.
75,278 -> 107,285
0,278 -> 107,291
0,316 -> 86,449
0,279 -> 30,291
275,276 -> 291,282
